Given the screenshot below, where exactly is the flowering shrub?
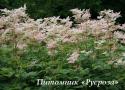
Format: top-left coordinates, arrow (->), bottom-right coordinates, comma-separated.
0,6 -> 125,90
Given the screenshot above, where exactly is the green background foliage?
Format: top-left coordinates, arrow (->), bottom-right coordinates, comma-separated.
1,0 -> 125,23
1,39 -> 125,90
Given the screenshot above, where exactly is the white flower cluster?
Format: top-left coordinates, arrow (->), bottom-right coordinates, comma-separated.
1,6 -> 125,64
70,8 -> 91,22
67,51 -> 80,64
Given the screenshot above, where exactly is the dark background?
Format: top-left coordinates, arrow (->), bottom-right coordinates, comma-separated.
0,0 -> 125,23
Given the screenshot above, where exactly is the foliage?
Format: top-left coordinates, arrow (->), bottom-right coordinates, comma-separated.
0,6 -> 125,90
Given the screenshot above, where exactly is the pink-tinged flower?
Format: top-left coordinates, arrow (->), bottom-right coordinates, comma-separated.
17,43 -> 27,50
100,9 -> 121,21
118,24 -> 125,30
67,51 -> 80,64
47,40 -> 57,50
114,31 -> 125,39
33,32 -> 46,42
70,8 -> 91,22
